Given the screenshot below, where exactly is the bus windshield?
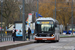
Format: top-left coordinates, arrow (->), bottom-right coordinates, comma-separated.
35,24 -> 55,33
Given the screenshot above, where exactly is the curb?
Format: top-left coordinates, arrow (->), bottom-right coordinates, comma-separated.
60,36 -> 75,38
0,41 -> 34,50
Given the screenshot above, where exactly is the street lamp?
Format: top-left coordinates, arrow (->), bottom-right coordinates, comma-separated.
0,0 -> 3,42
53,10 -> 60,19
55,0 -> 56,19
37,0 -> 39,19
22,0 -> 26,41
71,0 -> 73,35
19,5 -> 22,21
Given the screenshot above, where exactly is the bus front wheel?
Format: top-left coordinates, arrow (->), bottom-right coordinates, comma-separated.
56,40 -> 59,42
36,40 -> 40,43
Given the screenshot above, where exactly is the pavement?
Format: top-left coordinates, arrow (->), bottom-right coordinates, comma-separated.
0,34 -> 75,50
8,38 -> 75,50
0,39 -> 35,50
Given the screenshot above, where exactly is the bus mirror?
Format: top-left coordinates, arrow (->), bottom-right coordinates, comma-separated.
55,25 -> 57,27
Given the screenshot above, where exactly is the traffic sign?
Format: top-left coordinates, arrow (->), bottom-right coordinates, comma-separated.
28,13 -> 32,23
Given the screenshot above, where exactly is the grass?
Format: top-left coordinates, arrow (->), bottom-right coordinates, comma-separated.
60,35 -> 75,38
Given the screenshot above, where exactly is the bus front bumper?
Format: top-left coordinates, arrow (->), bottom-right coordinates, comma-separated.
35,37 -> 55,40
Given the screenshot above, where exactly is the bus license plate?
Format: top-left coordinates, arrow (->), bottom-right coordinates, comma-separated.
42,39 -> 47,40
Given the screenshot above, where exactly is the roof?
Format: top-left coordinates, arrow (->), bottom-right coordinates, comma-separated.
36,17 -> 58,22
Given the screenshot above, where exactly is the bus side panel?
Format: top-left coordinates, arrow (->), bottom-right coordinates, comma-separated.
55,26 -> 60,41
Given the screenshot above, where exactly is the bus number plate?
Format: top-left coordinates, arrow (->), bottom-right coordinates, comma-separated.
42,39 -> 47,40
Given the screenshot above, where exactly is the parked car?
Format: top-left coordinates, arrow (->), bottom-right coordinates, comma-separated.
68,28 -> 75,34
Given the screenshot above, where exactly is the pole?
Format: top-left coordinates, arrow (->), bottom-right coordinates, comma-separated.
37,0 -> 39,19
53,10 -> 55,18
55,0 -> 56,19
22,0 -> 26,41
1,1 -> 3,42
20,9 -> 21,21
19,5 -> 22,21
32,23 -> 33,39
71,0 -> 73,35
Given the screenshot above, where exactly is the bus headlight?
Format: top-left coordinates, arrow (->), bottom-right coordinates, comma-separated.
51,34 -> 54,37
51,35 -> 54,37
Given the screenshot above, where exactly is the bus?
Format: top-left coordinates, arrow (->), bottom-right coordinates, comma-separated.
35,17 -> 60,42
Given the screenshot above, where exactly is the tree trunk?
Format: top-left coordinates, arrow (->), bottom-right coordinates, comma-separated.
4,18 -> 9,30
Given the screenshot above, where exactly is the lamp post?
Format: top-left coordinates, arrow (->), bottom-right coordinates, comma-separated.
19,5 -> 22,21
55,0 -> 56,19
37,0 -> 39,19
53,10 -> 60,19
71,0 -> 73,35
22,0 -> 26,41
0,0 -> 3,42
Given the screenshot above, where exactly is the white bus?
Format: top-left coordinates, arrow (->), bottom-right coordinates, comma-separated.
35,17 -> 60,42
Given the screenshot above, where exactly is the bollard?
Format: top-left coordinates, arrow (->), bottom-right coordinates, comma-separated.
9,37 -> 11,41
11,37 -> 12,41
4,37 -> 5,42
7,36 -> 8,41
6,37 -> 7,41
8,37 -> 9,41
2,38 -> 3,42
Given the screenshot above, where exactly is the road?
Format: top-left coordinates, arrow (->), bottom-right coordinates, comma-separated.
8,38 -> 75,50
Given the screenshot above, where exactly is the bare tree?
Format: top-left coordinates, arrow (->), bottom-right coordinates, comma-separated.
0,0 -> 19,29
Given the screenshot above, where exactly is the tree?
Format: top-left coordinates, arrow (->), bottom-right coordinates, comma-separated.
0,0 -> 19,29
38,0 -> 75,28
25,0 -> 37,20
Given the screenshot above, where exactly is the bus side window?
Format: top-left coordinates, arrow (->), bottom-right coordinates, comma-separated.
55,24 -> 57,27
55,25 -> 60,31
35,24 -> 38,33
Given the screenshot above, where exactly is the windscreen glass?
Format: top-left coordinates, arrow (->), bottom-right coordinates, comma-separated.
35,21 -> 55,33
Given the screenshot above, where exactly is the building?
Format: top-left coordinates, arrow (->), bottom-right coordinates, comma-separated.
0,22 -> 5,27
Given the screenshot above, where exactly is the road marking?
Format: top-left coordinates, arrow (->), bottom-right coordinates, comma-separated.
72,47 -> 75,50
9,38 -> 75,50
10,43 -> 48,50
57,38 -> 75,50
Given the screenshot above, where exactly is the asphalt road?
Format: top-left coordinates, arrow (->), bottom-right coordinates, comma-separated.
8,38 -> 75,50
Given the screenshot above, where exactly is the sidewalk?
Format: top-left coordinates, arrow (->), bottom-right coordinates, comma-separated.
0,39 -> 35,50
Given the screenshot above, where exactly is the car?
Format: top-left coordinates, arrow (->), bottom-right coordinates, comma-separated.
63,31 -> 67,35
68,28 -> 75,34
